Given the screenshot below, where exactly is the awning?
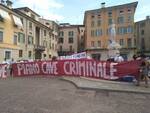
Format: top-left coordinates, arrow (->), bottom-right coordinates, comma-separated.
0,9 -> 10,19
12,15 -> 23,27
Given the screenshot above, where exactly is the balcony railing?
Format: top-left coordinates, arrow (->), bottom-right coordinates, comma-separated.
34,45 -> 45,51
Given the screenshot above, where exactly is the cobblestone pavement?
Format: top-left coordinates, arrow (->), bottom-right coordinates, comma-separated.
0,77 -> 150,113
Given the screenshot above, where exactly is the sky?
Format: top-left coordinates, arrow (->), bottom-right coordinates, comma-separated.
12,0 -> 150,24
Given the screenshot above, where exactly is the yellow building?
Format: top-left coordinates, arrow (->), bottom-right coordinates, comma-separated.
0,1 -> 23,62
84,2 -> 138,60
0,1 -> 58,62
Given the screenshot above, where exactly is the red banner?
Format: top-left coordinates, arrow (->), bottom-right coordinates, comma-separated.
12,59 -> 141,80
0,64 -> 8,78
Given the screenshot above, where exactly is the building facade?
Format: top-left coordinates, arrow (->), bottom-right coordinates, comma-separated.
0,1 -> 23,62
58,23 -> 80,56
135,16 -> 150,56
39,19 -> 59,58
0,1 -> 58,62
84,2 -> 138,60
14,7 -> 54,60
78,25 -> 85,52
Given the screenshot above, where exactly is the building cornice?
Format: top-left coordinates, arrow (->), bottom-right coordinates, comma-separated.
13,9 -> 52,31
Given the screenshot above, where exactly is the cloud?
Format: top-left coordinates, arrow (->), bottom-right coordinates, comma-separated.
13,0 -> 64,21
41,12 -> 64,21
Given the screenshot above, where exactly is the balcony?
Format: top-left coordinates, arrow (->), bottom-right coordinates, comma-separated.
34,45 -> 45,51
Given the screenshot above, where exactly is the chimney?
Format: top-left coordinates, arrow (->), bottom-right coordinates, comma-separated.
101,2 -> 105,8
6,0 -> 13,8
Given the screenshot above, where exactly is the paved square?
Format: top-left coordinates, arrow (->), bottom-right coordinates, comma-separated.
0,77 -> 149,113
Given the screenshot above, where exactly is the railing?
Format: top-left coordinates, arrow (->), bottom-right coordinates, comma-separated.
34,45 -> 45,51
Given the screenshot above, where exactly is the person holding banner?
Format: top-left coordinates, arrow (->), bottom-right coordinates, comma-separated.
136,54 -> 149,88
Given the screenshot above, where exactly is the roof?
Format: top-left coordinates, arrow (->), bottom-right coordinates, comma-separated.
14,7 -> 40,17
59,25 -> 84,29
83,2 -> 138,25
13,9 -> 52,31
85,2 -> 138,14
0,3 -> 52,30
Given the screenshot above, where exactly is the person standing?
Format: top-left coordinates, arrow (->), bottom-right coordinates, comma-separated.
136,54 -> 149,87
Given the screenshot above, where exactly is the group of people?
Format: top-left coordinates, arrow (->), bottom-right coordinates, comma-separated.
1,54 -> 150,88
2,58 -> 14,77
107,52 -> 124,63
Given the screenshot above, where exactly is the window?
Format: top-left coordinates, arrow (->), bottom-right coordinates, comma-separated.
28,51 -> 32,58
5,51 -> 11,60
108,18 -> 113,25
58,38 -> 64,43
91,30 -> 95,37
127,15 -> 133,22
97,20 -> 101,26
118,27 -> 127,34
95,29 -> 102,36
134,38 -> 136,47
91,15 -> 95,18
59,31 -> 64,36
43,40 -> 47,47
52,43 -> 54,50
44,30 -> 46,36
127,8 -> 131,13
108,12 -> 112,17
140,22 -> 145,27
127,38 -> 132,47
107,28 -> 111,35
46,22 -> 49,25
98,14 -> 101,18
28,36 -> 33,45
68,31 -> 74,36
13,35 -> 17,45
141,30 -> 144,35
0,31 -> 3,42
127,26 -> 133,33
141,38 -> 145,50
68,38 -> 73,43
29,22 -> 32,30
69,45 -> 73,51
118,27 -> 124,34
19,50 -> 23,57
55,44 -> 57,50
91,21 -> 95,27
59,45 -> 62,51
0,15 -> 4,22
119,39 -> 124,46
98,41 -> 101,47
20,18 -> 23,25
118,17 -> 124,24
119,10 -> 124,14
91,41 -> 95,47
18,32 -> 25,43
